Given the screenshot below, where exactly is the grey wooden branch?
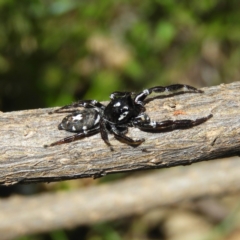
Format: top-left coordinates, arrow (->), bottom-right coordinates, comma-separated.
1,81 -> 240,185
1,157 -> 240,239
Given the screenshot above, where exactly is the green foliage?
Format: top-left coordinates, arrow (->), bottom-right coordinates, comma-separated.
1,1 -> 240,239
0,0 -> 240,111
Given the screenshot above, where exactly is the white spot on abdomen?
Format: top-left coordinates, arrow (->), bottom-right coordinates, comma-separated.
94,114 -> 101,125
72,114 -> 83,121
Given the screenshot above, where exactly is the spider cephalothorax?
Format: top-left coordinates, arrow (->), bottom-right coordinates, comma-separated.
45,84 -> 212,150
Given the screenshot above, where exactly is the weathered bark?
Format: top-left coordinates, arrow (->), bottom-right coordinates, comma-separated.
0,157 -> 240,240
0,81 -> 240,185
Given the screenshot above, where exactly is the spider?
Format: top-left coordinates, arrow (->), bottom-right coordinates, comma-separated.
44,84 -> 212,150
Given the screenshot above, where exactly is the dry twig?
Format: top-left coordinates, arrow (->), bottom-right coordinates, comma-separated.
1,82 -> 240,185
0,157 -> 240,239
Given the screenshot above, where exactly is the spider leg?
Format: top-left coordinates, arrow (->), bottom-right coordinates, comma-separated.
99,120 -> 114,151
44,127 -> 100,147
134,84 -> 203,106
129,113 -> 150,127
136,114 -> 213,132
111,125 -> 145,146
49,100 -> 105,114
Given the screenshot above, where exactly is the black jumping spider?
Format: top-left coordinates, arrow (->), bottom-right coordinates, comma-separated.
45,84 -> 212,150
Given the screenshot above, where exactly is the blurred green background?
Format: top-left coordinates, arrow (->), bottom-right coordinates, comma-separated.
1,0 -> 240,240
0,0 -> 239,112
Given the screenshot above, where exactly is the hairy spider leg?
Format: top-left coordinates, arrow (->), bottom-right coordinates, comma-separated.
134,84 -> 203,106
136,114 -> 213,132
129,113 -> 151,127
99,120 -> 114,151
110,124 -> 145,146
49,100 -> 105,114
44,126 -> 100,147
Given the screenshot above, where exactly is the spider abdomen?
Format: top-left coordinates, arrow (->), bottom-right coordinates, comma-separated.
58,109 -> 100,132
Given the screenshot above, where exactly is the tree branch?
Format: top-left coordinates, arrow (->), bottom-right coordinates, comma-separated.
1,81 -> 240,185
1,157 -> 240,239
